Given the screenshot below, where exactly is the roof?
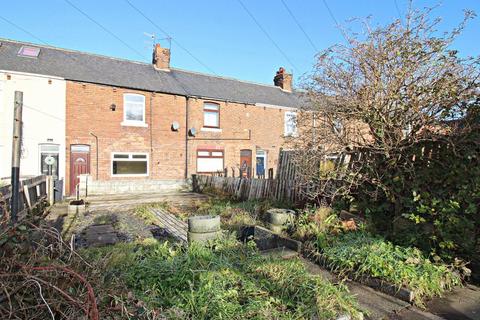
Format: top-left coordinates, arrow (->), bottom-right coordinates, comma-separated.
0,39 -> 301,108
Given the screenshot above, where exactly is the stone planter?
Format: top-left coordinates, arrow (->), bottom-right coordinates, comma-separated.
266,208 -> 295,233
239,225 -> 302,252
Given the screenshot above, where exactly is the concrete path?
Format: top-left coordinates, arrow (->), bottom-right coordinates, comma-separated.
304,258 -> 480,320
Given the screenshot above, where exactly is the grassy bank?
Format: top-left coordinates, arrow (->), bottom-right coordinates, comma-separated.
293,208 -> 465,306
83,236 -> 363,319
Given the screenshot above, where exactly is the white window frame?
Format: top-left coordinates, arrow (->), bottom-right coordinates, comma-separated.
196,149 -> 224,174
203,102 -> 220,129
111,152 -> 149,177
284,111 -> 298,137
121,93 -> 147,127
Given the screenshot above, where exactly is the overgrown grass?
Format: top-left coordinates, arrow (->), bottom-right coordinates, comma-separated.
82,236 -> 363,319
313,229 -> 464,306
288,207 -> 467,306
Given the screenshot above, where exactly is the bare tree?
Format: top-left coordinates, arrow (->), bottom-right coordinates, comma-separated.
291,5 -> 480,207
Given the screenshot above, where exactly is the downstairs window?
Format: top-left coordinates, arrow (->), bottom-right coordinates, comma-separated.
112,152 -> 148,176
197,149 -> 224,173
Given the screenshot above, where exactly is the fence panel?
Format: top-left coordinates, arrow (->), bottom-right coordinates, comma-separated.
0,175 -> 48,219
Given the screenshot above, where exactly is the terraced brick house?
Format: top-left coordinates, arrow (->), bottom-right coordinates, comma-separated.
0,39 -> 301,195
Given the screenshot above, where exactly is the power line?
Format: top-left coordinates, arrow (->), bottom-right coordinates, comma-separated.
23,104 -> 65,122
280,0 -> 318,52
0,14 -> 127,87
62,0 -> 146,60
236,0 -> 299,72
321,0 -> 349,43
124,0 -> 218,75
0,15 -> 49,46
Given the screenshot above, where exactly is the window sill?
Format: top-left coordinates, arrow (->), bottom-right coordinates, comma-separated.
201,127 -> 222,132
111,174 -> 149,177
121,121 -> 148,128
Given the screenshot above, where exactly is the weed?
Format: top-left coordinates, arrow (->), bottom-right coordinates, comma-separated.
82,235 -> 363,319
318,231 -> 464,306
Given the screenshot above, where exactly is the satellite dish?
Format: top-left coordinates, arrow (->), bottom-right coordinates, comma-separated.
171,121 -> 180,131
188,128 -> 196,137
44,156 -> 55,166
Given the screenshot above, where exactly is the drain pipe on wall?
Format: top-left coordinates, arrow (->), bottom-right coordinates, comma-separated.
89,132 -> 99,179
185,96 -> 190,179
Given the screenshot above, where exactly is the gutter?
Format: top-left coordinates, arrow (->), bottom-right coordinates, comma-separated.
185,96 -> 190,179
89,132 -> 99,179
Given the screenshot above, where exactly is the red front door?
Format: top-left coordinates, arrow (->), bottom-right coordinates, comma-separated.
240,149 -> 252,178
70,145 -> 90,195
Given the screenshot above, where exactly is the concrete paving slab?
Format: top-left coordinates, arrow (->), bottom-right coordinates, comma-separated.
425,284 -> 480,320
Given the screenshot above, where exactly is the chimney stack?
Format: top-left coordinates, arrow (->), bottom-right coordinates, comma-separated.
273,67 -> 292,92
152,43 -> 170,70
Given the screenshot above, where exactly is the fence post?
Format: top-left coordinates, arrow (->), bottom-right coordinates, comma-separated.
46,176 -> 54,205
191,174 -> 198,192
10,91 -> 23,224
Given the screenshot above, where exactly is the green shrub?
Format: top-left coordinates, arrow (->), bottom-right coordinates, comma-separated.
83,236 -> 363,319
317,231 -> 464,306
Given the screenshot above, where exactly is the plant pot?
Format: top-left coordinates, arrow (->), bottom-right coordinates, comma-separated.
187,230 -> 222,243
267,208 -> 295,226
188,215 -> 221,233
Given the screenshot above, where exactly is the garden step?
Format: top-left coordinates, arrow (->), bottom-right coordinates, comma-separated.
149,208 -> 188,243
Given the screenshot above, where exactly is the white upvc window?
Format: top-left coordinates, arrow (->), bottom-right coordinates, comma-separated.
284,111 -> 297,136
111,152 -> 149,176
197,149 -> 224,173
122,93 -> 147,127
203,102 -> 220,128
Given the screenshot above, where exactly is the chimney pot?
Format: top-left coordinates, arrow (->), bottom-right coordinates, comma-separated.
152,43 -> 170,70
273,67 -> 292,92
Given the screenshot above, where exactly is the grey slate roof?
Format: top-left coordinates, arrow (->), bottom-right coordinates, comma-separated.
0,39 -> 301,108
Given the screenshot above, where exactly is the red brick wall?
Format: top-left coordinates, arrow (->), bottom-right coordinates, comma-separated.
66,81 -> 187,193
66,81 -> 294,193
186,98 -> 288,177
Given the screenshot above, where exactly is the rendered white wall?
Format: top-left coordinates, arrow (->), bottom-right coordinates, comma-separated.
0,71 -> 66,193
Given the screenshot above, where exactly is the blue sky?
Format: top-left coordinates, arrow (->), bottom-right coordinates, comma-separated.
1,0 -> 479,85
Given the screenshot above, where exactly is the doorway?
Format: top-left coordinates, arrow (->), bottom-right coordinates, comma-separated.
70,145 -> 90,195
240,149 -> 252,178
256,149 -> 267,178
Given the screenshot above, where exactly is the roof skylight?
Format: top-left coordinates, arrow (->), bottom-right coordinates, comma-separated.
17,46 -> 40,58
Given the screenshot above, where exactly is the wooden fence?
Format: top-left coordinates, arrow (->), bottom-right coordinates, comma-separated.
193,174 -> 305,204
192,149 -> 357,204
0,175 -> 49,219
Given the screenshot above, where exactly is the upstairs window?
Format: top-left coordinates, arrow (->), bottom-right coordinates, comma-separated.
203,102 -> 220,128
122,94 -> 146,126
284,111 -> 297,136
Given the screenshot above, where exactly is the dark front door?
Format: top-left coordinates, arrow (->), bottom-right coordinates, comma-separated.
70,145 -> 90,195
240,149 -> 252,178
